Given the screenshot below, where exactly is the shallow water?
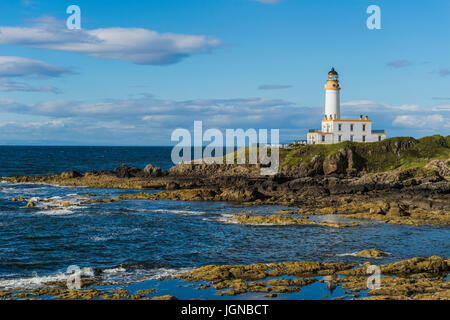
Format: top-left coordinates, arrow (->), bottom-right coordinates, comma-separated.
0,147 -> 448,299
0,181 -> 449,291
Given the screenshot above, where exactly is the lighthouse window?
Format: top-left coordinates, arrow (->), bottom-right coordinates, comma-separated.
350,124 -> 354,131
338,135 -> 342,142
362,135 -> 366,142
322,135 -> 325,142
363,124 -> 366,131
350,135 -> 354,142
338,124 -> 342,131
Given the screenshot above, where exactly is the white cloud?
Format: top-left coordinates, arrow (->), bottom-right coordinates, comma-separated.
0,79 -> 59,93
0,17 -> 223,65
342,100 -> 420,112
0,56 -> 71,77
0,94 -> 448,144
393,114 -> 446,128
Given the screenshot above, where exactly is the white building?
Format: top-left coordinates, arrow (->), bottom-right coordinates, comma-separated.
307,68 -> 387,145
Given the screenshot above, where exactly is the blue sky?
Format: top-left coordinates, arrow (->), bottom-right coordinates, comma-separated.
0,0 -> 449,145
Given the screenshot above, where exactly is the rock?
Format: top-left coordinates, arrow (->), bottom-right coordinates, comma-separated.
425,159 -> 450,177
323,149 -> 349,175
232,214 -> 358,228
150,295 -> 178,300
60,201 -> 73,207
143,164 -> 162,177
387,204 -> 410,217
323,148 -> 364,176
115,164 -> 142,178
355,249 -> 387,257
369,206 -> 385,215
165,182 -> 179,190
61,170 -> 82,179
26,201 -> 35,208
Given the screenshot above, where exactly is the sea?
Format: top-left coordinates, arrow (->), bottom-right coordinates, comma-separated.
0,146 -> 448,299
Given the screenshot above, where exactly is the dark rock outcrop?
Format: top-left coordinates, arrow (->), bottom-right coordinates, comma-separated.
143,164 -> 162,177
61,170 -> 82,179
115,164 -> 142,178
323,148 -> 365,176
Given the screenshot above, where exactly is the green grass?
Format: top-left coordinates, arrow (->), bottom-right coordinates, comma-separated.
280,135 -> 450,173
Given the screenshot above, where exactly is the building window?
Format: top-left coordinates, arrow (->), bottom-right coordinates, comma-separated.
338,135 -> 342,142
322,135 -> 325,142
350,124 -> 354,131
362,124 -> 366,131
338,124 -> 342,131
378,136 -> 381,142
362,135 -> 366,142
350,135 -> 354,142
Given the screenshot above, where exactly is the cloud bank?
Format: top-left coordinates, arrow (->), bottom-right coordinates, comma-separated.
0,94 -> 448,145
0,17 -> 223,65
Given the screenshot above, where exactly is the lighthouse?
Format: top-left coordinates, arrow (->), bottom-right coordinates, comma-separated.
307,68 -> 387,144
324,67 -> 341,120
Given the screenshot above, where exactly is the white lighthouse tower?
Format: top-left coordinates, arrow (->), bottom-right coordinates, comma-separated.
324,67 -> 341,120
307,68 -> 387,144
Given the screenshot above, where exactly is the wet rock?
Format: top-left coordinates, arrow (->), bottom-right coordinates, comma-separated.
150,295 -> 178,300
387,204 -> 410,217
61,170 -> 82,179
355,249 -> 387,257
232,214 -> 358,228
54,288 -> 105,300
26,201 -> 35,208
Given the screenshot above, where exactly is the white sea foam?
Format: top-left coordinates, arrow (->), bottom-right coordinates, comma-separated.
99,267 -> 192,284
216,213 -> 238,223
336,251 -> 391,258
153,209 -> 206,215
102,267 -> 126,274
35,208 -> 75,216
89,236 -> 113,242
0,268 -> 94,290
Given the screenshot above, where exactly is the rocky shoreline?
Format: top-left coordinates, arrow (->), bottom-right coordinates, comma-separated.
0,256 -> 448,300
5,154 -> 450,226
1,136 -> 449,300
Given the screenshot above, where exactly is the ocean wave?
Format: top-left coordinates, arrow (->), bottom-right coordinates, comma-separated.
35,208 -> 75,216
153,209 -> 206,215
89,236 -> 114,242
336,251 -> 391,258
0,267 -> 94,290
99,266 -> 192,284
215,213 -> 238,223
